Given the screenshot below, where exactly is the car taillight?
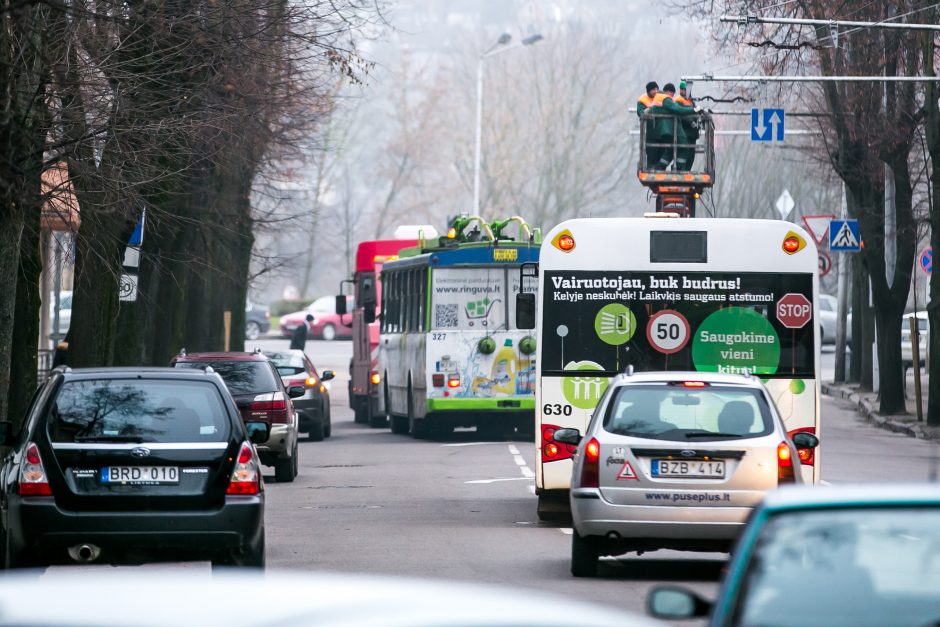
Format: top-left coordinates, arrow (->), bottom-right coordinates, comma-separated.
19,442 -> 52,496
777,441 -> 796,484
304,376 -> 318,388
541,424 -> 577,462
788,427 -> 816,466
227,442 -> 261,495
251,391 -> 287,411
579,438 -> 600,488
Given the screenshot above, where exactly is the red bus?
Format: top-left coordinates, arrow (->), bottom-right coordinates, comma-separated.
341,229 -> 436,426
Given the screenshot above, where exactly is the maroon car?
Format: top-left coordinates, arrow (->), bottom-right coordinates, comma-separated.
171,350 -> 302,482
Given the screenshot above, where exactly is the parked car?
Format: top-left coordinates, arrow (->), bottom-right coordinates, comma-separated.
264,350 -> 335,441
553,371 -> 818,577
51,294 -> 269,341
279,295 -> 354,341
648,484 -> 940,626
245,301 -> 270,340
818,293 -> 852,345
171,350 -> 302,482
901,311 -> 928,373
0,366 -> 268,568
0,569 -> 661,627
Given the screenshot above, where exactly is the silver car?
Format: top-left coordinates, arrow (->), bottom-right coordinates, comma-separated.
554,371 -> 819,577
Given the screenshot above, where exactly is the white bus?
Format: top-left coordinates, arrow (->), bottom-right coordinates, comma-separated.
516,217 -> 820,519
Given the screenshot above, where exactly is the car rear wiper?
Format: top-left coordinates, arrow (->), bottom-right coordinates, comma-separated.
74,434 -> 145,443
683,431 -> 743,439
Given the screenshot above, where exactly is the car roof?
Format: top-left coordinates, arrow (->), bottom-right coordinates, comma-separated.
609,370 -> 765,388
760,484 -> 940,512
59,367 -> 221,379
173,351 -> 269,362
0,570 -> 658,627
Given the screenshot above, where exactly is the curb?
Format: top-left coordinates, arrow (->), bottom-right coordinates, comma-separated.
821,382 -> 931,439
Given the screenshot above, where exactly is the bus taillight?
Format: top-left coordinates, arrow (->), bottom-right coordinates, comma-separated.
788,427 -> 816,466
541,424 -> 577,462
370,371 -> 381,386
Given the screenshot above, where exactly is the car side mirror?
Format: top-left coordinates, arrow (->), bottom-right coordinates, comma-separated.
288,385 -> 306,399
516,293 -> 536,330
552,427 -> 581,445
647,586 -> 712,620
791,432 -> 819,449
244,421 -> 270,445
335,295 -> 347,315
320,370 -> 335,382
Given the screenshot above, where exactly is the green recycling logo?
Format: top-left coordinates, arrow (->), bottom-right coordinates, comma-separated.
562,360 -> 610,409
594,304 -> 636,346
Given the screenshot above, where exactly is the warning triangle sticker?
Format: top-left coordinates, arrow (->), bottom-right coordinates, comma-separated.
617,461 -> 638,480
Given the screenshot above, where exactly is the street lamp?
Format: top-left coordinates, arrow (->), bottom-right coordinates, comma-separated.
473,33 -> 543,217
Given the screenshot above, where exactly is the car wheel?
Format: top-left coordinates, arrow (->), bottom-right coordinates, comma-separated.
274,441 -> 297,482
323,402 -> 332,438
213,534 -> 265,570
245,321 -> 261,341
307,418 -> 324,442
571,530 -> 601,577
321,324 -> 336,341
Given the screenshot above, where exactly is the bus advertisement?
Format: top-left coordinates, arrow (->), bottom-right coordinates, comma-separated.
377,216 -> 540,438
520,217 -> 820,519
341,227 -> 437,428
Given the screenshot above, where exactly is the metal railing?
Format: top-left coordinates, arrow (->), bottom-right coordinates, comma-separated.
637,111 -> 716,180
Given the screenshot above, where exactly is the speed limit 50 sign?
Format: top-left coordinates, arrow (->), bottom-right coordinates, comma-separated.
646,309 -> 691,354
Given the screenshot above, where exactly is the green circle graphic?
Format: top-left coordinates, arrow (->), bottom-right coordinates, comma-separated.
692,307 -> 781,375
562,361 -> 610,409
594,304 -> 636,346
789,379 -> 806,395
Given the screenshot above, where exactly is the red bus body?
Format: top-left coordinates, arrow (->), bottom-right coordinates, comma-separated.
349,239 -> 418,425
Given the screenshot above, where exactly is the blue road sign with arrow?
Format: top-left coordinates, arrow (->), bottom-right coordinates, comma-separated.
751,108 -> 785,142
829,219 -> 861,252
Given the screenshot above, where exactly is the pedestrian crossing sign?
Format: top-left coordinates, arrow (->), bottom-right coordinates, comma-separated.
829,219 -> 861,252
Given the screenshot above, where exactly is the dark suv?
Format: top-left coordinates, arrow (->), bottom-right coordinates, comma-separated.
0,367 -> 268,568
171,350 -> 301,482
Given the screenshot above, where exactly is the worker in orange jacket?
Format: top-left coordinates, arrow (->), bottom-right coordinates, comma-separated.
637,81 -> 668,170
672,81 -> 699,171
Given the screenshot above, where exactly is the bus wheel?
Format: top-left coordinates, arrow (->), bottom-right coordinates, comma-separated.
408,386 -> 427,439
571,530 -> 601,577
368,399 -> 387,429
537,492 -> 571,522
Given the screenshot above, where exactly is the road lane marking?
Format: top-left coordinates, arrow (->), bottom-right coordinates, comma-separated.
508,444 -> 520,455
465,477 -> 532,484
559,528 -> 573,535
441,442 -> 491,447
521,466 -> 534,478
513,455 -> 526,466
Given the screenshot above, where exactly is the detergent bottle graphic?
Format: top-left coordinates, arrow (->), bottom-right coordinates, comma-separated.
491,339 -> 517,395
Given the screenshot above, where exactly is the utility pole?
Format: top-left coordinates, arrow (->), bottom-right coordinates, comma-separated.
720,14 -> 940,32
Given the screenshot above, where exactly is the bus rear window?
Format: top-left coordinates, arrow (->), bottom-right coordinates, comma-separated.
650,231 -> 707,263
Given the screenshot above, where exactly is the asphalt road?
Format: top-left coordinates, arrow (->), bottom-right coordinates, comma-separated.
243,337 -> 940,620
51,337 -> 940,624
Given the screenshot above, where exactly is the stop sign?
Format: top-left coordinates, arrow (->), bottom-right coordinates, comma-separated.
776,293 -> 812,329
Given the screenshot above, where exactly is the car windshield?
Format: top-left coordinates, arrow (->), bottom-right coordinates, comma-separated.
264,352 -> 306,376
734,507 -> 940,627
47,379 -> 231,443
603,384 -> 773,441
174,361 -> 278,396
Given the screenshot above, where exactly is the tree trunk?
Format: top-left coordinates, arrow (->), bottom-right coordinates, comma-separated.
9,221 -> 42,429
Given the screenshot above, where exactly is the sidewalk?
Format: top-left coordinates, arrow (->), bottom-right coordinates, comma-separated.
821,372 -> 937,439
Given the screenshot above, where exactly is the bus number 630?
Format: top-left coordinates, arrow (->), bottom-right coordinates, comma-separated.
542,403 -> 572,416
